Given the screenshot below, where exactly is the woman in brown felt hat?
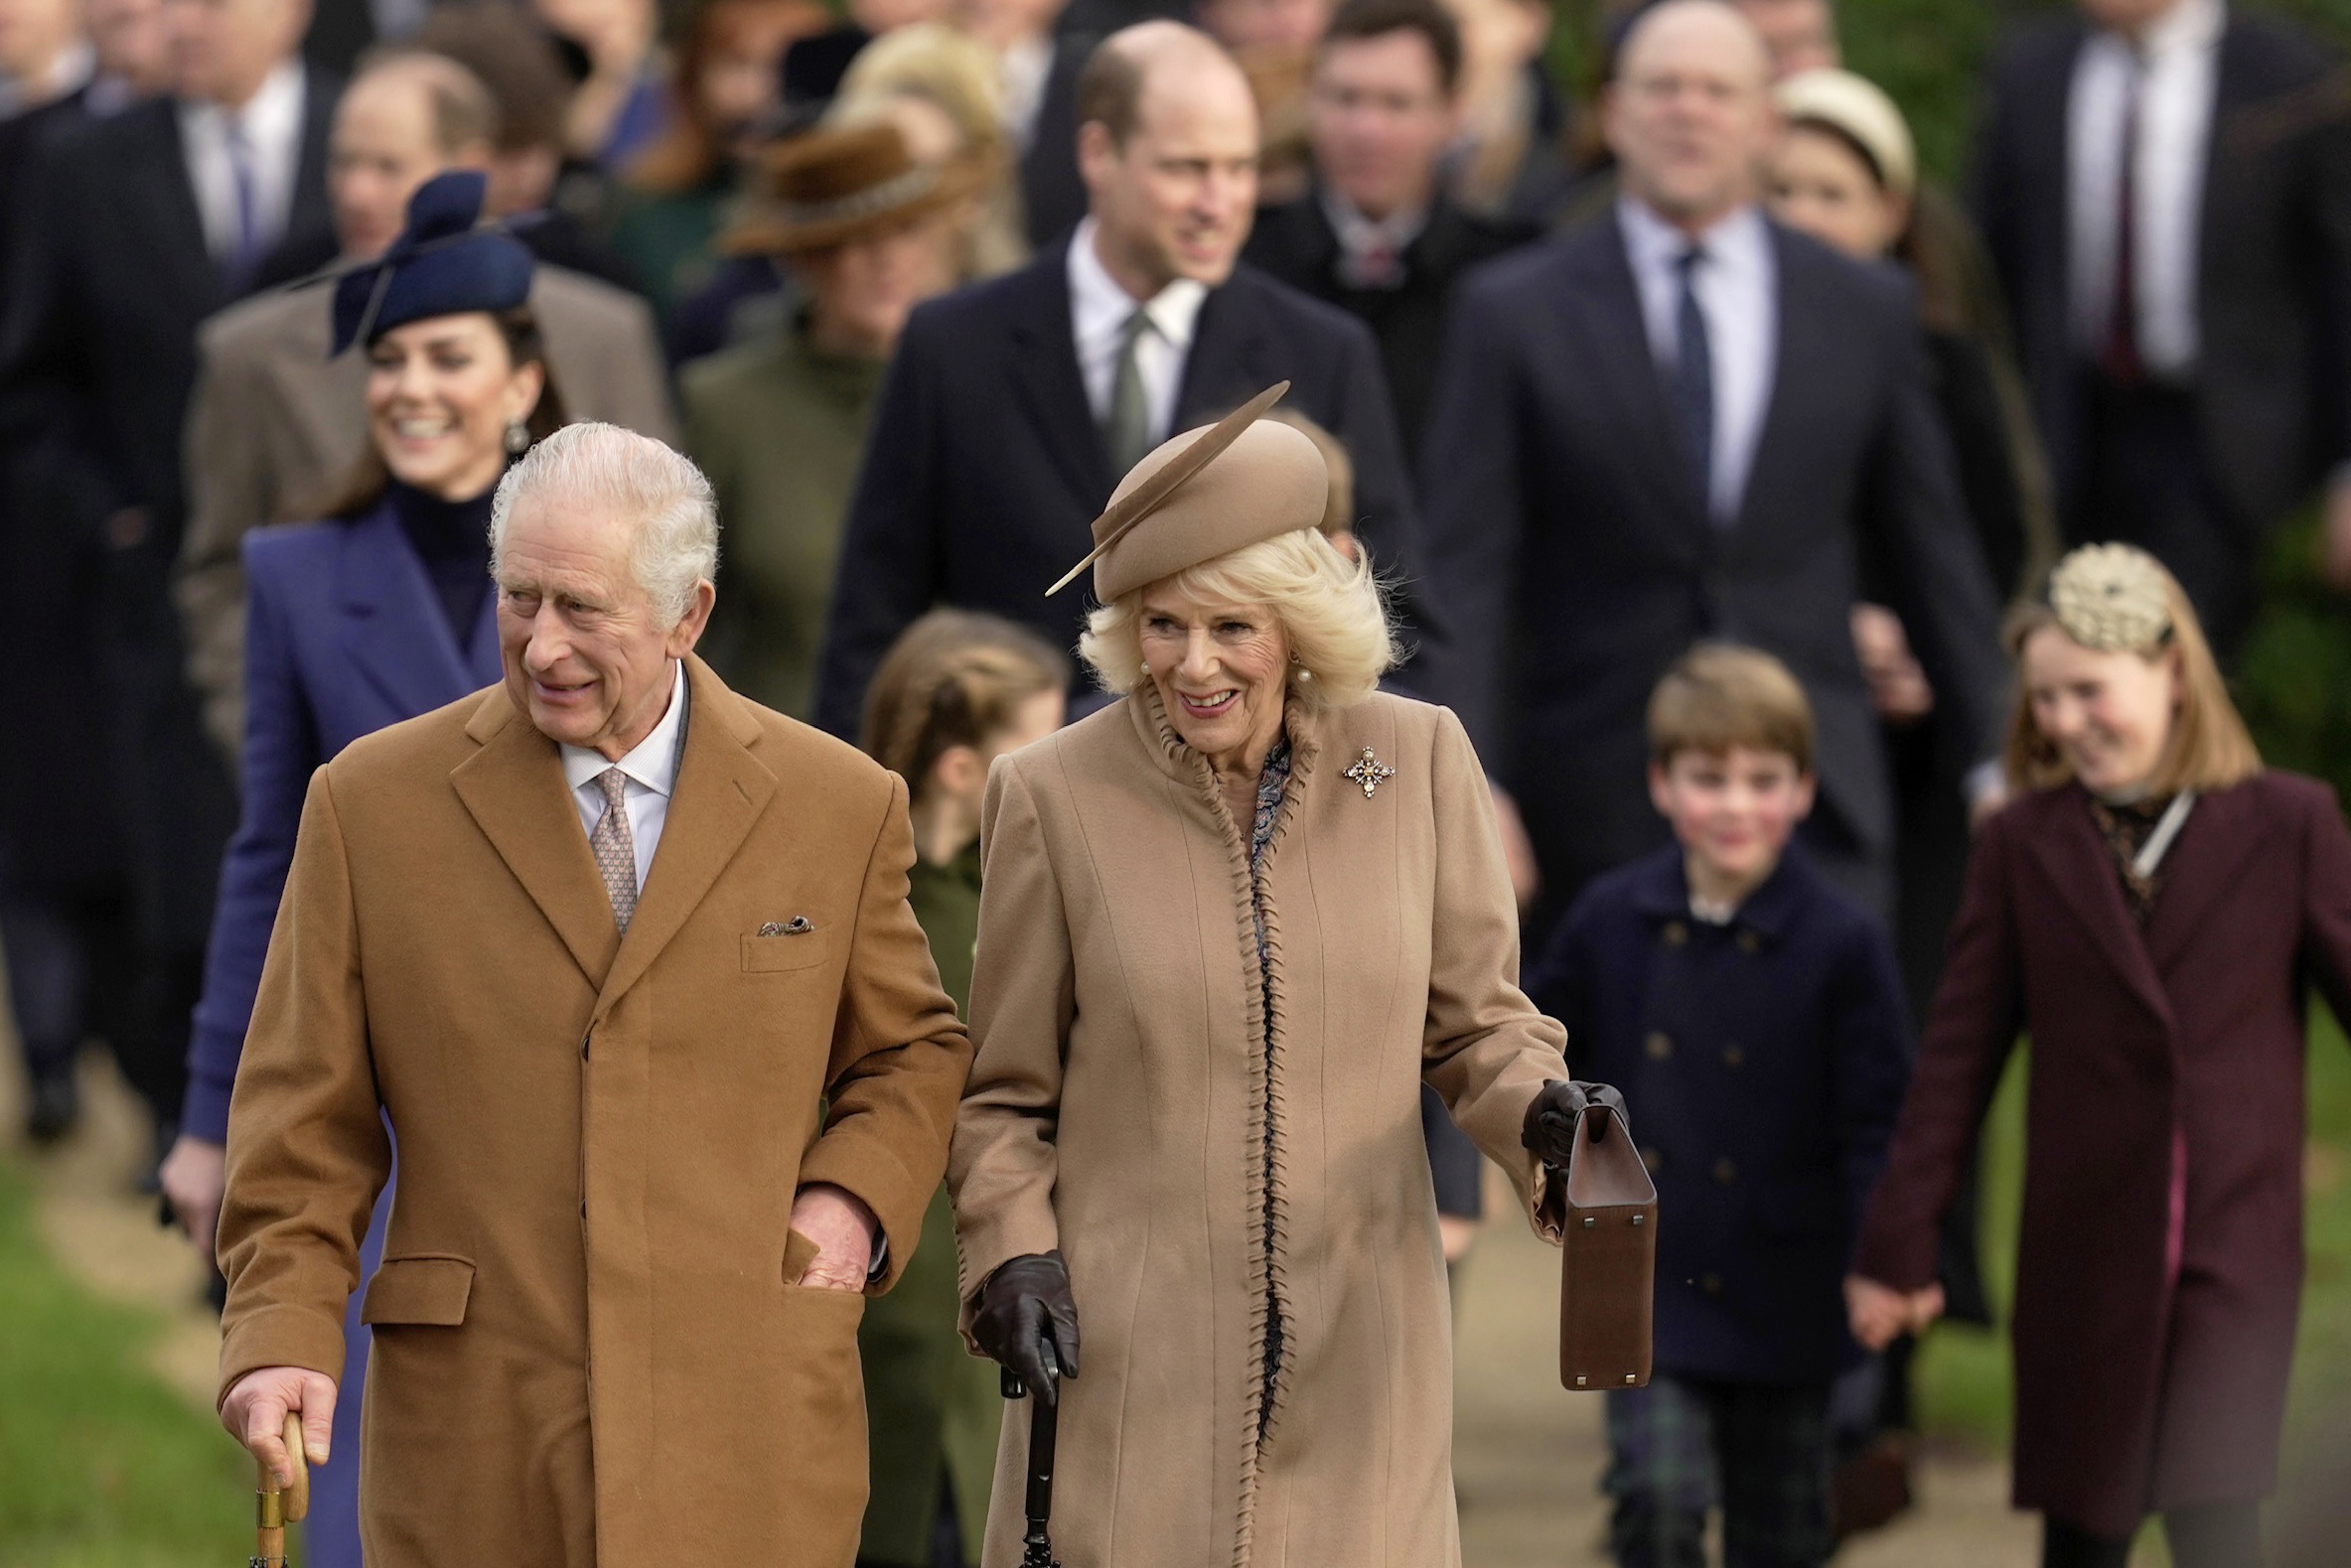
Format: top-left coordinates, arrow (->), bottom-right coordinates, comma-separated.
949,386 -> 1625,1567
681,120 -> 978,719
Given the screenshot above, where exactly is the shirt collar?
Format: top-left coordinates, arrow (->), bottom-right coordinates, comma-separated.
1319,188 -> 1429,257
1625,839 -> 1809,941
1618,195 -> 1768,277
561,660 -> 688,799
183,57 -> 304,136
1067,216 -> 1210,354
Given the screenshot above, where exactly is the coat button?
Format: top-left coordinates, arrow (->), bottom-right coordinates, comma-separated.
1640,1145 -> 1665,1175
1662,921 -> 1689,947
1711,1157 -> 1737,1185
1645,1031 -> 1674,1061
1701,1273 -> 1724,1296
1737,930 -> 1761,954
1720,1045 -> 1745,1069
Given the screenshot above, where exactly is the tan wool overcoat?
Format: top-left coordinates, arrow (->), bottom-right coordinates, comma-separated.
952,687 -> 1569,1568
216,655 -> 971,1567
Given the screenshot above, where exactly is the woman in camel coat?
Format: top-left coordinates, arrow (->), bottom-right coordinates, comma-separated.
950,393 -> 1617,1568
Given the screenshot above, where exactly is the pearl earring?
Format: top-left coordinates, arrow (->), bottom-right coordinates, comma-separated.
505,419 -> 529,455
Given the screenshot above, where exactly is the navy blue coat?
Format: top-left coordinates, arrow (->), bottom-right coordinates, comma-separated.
185,499 -> 502,1139
184,497 -> 501,1568
1531,843 -> 1912,1384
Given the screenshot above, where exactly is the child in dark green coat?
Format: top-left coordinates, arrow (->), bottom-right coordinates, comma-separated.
855,610 -> 1069,1566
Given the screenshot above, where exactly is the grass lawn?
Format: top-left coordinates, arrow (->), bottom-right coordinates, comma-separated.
1914,1011 -> 2351,1451
0,1160 -> 247,1568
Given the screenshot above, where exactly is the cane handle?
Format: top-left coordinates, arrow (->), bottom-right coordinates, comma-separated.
280,1410 -> 311,1521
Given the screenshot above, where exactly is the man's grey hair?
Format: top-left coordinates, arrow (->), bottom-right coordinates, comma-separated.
491,423 -> 719,628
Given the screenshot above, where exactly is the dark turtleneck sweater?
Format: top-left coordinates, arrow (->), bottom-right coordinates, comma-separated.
387,478 -> 497,648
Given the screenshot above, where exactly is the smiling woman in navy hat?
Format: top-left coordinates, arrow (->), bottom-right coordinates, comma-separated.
157,169 -> 567,1568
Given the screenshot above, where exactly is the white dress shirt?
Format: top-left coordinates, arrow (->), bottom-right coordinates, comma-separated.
561,661 -> 688,893
1068,216 -> 1209,452
179,60 -> 308,269
1619,198 -> 1779,522
2067,0 -> 2223,377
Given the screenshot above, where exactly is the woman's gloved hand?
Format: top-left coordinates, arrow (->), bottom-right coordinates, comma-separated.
1521,1079 -> 1630,1168
970,1250 -> 1082,1403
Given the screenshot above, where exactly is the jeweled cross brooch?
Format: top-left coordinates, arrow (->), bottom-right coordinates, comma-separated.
1344,747 -> 1396,798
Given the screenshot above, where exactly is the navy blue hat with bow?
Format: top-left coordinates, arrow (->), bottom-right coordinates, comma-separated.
330,171 -> 534,356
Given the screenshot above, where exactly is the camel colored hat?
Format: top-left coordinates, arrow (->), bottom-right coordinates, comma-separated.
1049,382 -> 1330,602
1775,68 -> 1918,204
719,122 -> 979,255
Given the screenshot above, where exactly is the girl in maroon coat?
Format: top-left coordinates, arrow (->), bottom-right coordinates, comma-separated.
1847,544 -> 2351,1568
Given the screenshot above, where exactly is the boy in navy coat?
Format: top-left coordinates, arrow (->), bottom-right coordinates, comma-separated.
1531,644 -> 1913,1568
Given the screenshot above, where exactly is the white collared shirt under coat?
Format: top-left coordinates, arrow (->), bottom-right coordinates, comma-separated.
2066,0 -> 2224,377
178,60 -> 308,267
1067,216 -> 1209,452
1618,198 -> 1778,522
561,659 -> 687,890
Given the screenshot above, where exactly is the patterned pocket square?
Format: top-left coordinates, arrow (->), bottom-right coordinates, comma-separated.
758,917 -> 815,936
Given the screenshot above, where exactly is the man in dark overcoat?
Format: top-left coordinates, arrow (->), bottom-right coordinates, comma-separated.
810,19 -> 1415,738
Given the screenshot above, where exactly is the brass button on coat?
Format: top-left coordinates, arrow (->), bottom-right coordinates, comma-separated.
1721,1045 -> 1745,1069
1640,1145 -> 1664,1175
1711,1157 -> 1737,1185
1645,1031 -> 1674,1061
1737,929 -> 1762,954
1700,1273 -> 1724,1296
1662,921 -> 1688,946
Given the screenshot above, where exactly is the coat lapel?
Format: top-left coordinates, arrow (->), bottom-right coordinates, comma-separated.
336,501 -> 486,716
2022,788 -> 2173,1027
1006,246 -> 1114,503
137,104 -> 220,317
592,656 -> 779,1021
451,690 -> 621,988
1571,214 -> 1708,545
1177,271 -> 1275,424
1730,228 -> 1824,540
2145,783 -> 2281,975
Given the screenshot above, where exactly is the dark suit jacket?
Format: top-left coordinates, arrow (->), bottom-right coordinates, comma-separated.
1857,776 -> 2351,1535
0,79 -> 337,944
1019,38 -> 1091,252
1242,190 -> 1538,461
811,239 -> 1417,737
1414,212 -> 2006,913
1972,12 -> 2351,527
1533,843 -> 1910,1385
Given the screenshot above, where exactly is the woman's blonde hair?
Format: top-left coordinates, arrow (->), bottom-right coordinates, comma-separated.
860,609 -> 1071,803
2001,555 -> 2262,795
1078,528 -> 1399,711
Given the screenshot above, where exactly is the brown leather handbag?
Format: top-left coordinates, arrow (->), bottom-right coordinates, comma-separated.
1558,1105 -> 1657,1391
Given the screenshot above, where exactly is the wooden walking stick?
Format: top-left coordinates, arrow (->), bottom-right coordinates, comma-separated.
999,1340 -> 1063,1568
253,1411 -> 310,1568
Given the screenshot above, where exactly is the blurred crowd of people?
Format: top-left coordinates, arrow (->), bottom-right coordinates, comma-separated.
5,0 -> 2351,1562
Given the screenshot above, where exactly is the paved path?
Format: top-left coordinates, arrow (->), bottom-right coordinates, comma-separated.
6,1051 -> 2115,1564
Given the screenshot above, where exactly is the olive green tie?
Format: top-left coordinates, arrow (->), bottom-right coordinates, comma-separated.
1103,309 -> 1156,478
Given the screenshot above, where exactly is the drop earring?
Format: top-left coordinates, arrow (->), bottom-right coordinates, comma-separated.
505,419 -> 529,455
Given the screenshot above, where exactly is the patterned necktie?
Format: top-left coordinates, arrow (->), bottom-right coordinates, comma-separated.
1671,247 -> 1716,518
591,768 -> 638,933
1102,309 -> 1156,477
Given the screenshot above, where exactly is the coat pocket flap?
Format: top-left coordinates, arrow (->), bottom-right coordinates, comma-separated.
360,1255 -> 476,1327
742,929 -> 830,973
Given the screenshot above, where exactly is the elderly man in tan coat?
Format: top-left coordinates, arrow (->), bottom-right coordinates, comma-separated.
214,424 -> 971,1565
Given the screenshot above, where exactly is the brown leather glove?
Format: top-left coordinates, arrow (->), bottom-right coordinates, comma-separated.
971,1250 -> 1081,1403
1522,1080 -> 1630,1168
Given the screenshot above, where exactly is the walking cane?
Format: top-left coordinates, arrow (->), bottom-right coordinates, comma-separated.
999,1340 -> 1064,1568
253,1411 -> 310,1568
